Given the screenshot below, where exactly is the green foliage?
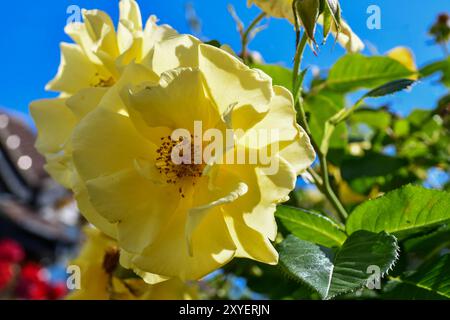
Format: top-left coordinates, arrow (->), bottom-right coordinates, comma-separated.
276,206 -> 347,247
420,57 -> 450,87
327,54 -> 415,91
278,231 -> 399,299
403,226 -> 450,260
278,235 -> 334,299
385,255 -> 450,299
402,254 -> 450,298
327,231 -> 399,299
304,90 -> 347,151
221,12 -> 450,301
382,281 -> 447,300
351,109 -> 392,130
340,152 -> 414,194
347,185 -> 450,238
365,79 -> 416,98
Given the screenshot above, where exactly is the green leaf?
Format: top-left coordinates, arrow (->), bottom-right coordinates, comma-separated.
236,260 -> 312,300
388,254 -> 450,299
278,235 -> 334,299
351,109 -> 392,130
304,90 -> 347,150
382,281 -> 446,300
420,57 -> 450,87
340,152 -> 414,194
407,109 -> 432,128
403,226 -> 450,260
393,119 -> 410,137
276,206 -> 347,248
341,152 -> 407,182
327,54 -> 415,92
405,254 -> 450,298
364,79 -> 415,98
252,64 -> 293,92
278,231 -> 399,299
327,230 -> 399,299
347,185 -> 450,239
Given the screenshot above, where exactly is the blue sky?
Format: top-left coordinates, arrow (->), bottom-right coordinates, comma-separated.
0,0 -> 448,122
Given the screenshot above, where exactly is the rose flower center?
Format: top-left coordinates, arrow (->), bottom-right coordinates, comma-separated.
155,135 -> 205,197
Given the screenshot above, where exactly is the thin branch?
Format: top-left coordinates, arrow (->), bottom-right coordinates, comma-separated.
292,31 -> 349,222
241,12 -> 266,61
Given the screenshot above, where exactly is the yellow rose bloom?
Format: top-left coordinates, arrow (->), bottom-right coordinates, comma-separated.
46,0 -> 176,95
66,33 -> 315,280
68,227 -> 196,300
31,1 -> 315,282
247,0 -> 365,52
30,1 -> 177,235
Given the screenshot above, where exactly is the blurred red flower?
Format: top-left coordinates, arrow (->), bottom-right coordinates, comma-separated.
48,282 -> 68,300
19,262 -> 45,282
0,239 -> 25,263
0,240 -> 67,299
15,262 -> 46,299
0,261 -> 14,290
15,262 -> 67,299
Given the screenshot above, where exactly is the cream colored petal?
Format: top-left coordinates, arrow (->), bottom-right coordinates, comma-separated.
116,36 -> 144,73
72,107 -> 155,181
233,85 -> 297,150
248,0 -> 293,21
329,19 -> 365,53
67,226 -> 114,300
119,0 -> 143,31
279,128 -> 316,175
73,178 -> 117,239
46,43 -> 99,94
85,168 -> 180,253
102,63 -> 162,141
186,181 -> 248,255
65,87 -> 108,119
29,98 -> 76,154
133,206 -> 236,280
216,155 -> 297,245
125,68 -> 220,132
198,44 -> 273,115
43,152 -> 75,189
64,22 -> 84,46
68,9 -> 120,78
258,86 -> 316,174
227,85 -> 315,174
119,250 -> 170,285
82,9 -> 119,58
65,10 -> 115,66
139,278 -> 197,300
223,211 -> 278,264
245,156 -> 296,239
146,34 -> 201,75
118,0 -> 143,54
101,63 -> 158,113
142,15 -> 178,60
